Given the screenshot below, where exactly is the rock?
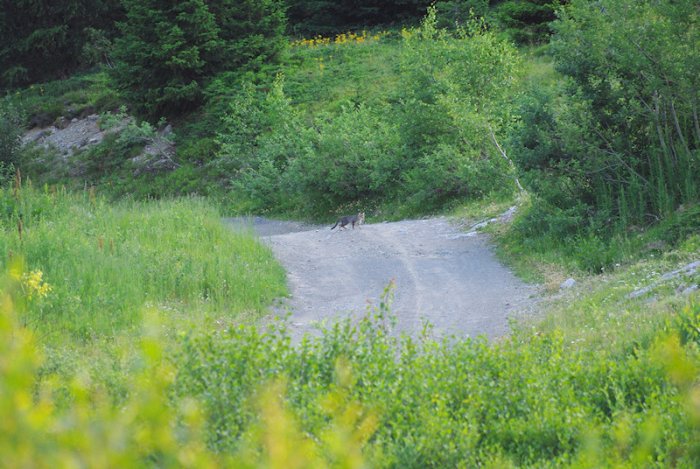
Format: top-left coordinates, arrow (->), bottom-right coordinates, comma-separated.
71,117 -> 78,123
628,260 -> 699,299
131,135 -> 178,175
629,285 -> 652,298
162,124 -> 173,136
499,206 -> 518,223
645,240 -> 668,251
682,284 -> 698,295
660,260 -> 700,281
560,278 -> 577,289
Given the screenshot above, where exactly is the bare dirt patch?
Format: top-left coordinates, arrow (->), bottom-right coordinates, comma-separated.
226,216 -> 540,340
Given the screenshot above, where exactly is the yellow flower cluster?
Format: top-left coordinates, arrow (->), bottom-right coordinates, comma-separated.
22,270 -> 52,300
291,30 -> 385,48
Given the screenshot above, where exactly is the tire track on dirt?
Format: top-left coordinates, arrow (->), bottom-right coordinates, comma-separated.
226,216 -> 539,340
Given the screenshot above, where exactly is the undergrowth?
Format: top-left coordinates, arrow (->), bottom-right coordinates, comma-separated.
2,260 -> 699,467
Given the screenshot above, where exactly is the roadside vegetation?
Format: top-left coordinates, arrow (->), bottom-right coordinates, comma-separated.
0,180 -> 286,340
1,0 -> 698,466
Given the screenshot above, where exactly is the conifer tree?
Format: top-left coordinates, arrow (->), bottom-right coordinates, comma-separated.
112,0 -> 286,119
112,0 -> 221,117
208,0 -> 286,72
0,0 -> 122,88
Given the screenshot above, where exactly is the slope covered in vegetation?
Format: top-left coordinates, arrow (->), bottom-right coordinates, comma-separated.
0,0 -> 698,466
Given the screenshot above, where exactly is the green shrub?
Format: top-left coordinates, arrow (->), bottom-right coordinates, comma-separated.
211,10 -> 523,217
513,0 -> 699,238
289,103 -> 404,213
394,10 -> 522,210
507,0 -> 699,271
215,77 -> 311,211
434,1 -> 489,29
175,288 -> 700,466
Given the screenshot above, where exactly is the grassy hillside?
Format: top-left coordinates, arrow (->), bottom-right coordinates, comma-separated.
0,180 -> 286,340
6,15 -> 525,219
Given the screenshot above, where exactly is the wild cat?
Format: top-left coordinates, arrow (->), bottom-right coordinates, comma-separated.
331,212 -> 365,230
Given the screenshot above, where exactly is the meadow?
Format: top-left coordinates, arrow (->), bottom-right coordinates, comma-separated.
2,206 -> 699,465
1,0 -> 698,465
0,178 -> 698,467
0,177 -> 286,339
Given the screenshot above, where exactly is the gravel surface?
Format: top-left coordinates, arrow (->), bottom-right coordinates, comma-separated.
226,216 -> 539,340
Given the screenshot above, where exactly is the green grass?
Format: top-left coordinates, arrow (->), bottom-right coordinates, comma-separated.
0,182 -> 286,340
284,35 -> 402,120
485,194 -> 700,285
522,235 -> 700,352
3,69 -> 121,128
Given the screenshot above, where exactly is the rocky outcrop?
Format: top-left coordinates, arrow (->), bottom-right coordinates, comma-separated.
22,114 -> 128,159
130,127 -> 178,175
22,113 -> 178,175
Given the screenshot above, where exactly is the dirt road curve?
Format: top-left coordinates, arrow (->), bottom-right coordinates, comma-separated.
226,217 -> 538,340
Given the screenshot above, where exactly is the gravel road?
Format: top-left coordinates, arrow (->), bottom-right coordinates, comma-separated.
226,216 -> 538,340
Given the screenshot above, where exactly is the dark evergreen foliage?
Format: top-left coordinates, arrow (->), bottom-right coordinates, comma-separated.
112,0 -> 286,119
0,0 -> 123,89
494,0 -> 563,44
112,0 -> 221,118
286,0 -> 432,35
208,0 -> 287,72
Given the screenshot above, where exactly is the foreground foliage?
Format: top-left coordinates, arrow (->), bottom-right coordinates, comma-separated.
1,181 -> 698,466
3,263 -> 700,467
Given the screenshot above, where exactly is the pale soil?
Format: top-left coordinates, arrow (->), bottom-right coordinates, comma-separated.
226,216 -> 540,340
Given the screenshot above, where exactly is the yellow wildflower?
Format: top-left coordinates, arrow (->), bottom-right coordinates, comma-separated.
21,270 -> 52,300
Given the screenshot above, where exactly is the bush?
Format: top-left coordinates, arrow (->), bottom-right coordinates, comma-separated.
175,290 -> 700,466
514,0 -> 699,237
215,77 -> 311,211
507,0 -> 700,269
209,10 -> 522,216
289,103 -> 404,213
394,10 -> 521,209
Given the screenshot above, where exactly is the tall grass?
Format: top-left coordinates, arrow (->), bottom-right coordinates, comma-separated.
0,179 -> 286,339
